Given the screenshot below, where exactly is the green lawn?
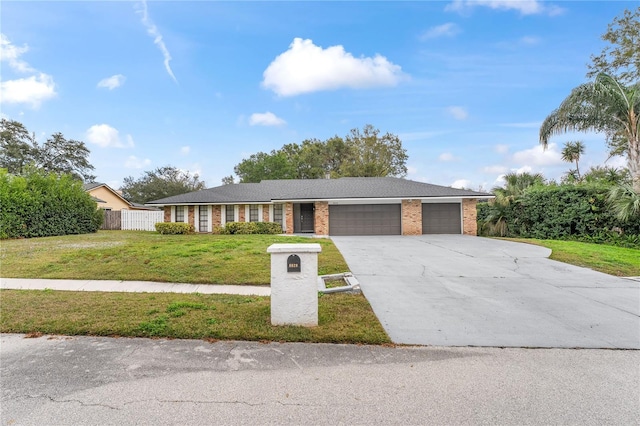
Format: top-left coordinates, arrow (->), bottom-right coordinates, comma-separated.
0,290 -> 390,344
504,238 -> 640,277
0,231 -> 349,285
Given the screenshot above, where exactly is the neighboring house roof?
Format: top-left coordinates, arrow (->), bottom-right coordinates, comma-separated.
147,177 -> 492,205
83,182 -> 133,208
91,196 -> 107,203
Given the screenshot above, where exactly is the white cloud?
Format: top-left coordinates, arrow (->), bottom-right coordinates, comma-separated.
438,152 -> 458,162
451,179 -> 472,189
406,165 -> 418,175
512,143 -> 563,166
494,144 -> 510,154
249,112 -> 286,127
0,34 -> 35,73
97,74 -> 126,90
0,73 -> 56,108
180,146 -> 191,156
262,38 -> 405,97
419,23 -> 461,40
86,124 -> 135,148
482,165 -> 508,174
125,155 -> 151,169
446,0 -> 563,16
447,106 -> 468,120
0,35 -> 57,109
135,0 -> 177,83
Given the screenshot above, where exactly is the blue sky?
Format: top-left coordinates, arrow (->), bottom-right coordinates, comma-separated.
0,1 -> 633,191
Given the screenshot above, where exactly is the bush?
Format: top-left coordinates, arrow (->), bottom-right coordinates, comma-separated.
155,222 -> 195,235
0,169 -> 103,239
478,184 -> 640,247
218,221 -> 283,235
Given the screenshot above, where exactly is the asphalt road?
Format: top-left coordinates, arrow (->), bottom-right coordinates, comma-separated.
2,334 -> 639,425
332,235 -> 640,348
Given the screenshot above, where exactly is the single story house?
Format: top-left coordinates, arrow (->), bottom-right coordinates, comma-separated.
83,182 -> 159,211
146,177 -> 493,236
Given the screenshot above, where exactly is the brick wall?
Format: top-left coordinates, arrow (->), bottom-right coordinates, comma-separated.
164,206 -> 171,222
314,201 -> 329,235
188,206 -> 195,227
462,199 -> 478,236
285,202 -> 294,234
401,199 -> 422,235
211,205 -> 221,228
262,204 -> 270,222
238,205 -> 245,222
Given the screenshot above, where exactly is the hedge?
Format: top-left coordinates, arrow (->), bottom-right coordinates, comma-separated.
478,184 -> 640,246
216,221 -> 283,235
0,169 -> 103,239
155,222 -> 195,235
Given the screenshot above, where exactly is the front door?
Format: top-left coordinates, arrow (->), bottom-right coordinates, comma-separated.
294,203 -> 315,233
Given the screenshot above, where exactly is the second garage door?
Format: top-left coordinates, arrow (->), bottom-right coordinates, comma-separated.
422,203 -> 462,234
329,204 -> 401,236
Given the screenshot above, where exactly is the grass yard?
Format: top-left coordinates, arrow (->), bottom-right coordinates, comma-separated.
505,238 -> 640,277
0,231 -> 349,285
0,290 -> 390,344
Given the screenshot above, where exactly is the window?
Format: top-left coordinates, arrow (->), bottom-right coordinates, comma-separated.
199,207 -> 208,231
249,205 -> 259,222
225,205 -> 235,223
273,204 -> 283,225
175,206 -> 184,222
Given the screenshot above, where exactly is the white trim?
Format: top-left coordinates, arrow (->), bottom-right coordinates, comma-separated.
194,205 -> 199,232
258,204 -> 264,222
269,204 -> 274,222
170,206 -> 175,222
421,198 -> 463,204
208,205 -> 213,232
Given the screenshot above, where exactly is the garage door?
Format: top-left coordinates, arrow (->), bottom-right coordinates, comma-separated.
329,204 -> 401,236
422,203 -> 461,234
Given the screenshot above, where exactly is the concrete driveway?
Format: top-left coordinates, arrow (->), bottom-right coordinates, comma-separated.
331,235 -> 640,348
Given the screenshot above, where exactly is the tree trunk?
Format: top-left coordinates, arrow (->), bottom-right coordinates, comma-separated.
630,136 -> 640,193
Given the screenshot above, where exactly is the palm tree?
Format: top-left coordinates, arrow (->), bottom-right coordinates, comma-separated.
539,73 -> 640,193
607,184 -> 640,221
483,172 -> 545,236
561,141 -> 585,180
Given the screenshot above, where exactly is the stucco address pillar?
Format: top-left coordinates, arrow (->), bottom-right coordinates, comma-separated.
267,243 -> 322,326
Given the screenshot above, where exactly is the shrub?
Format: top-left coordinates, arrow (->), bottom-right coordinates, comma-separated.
478,183 -> 640,246
155,222 -> 194,235
218,221 -> 283,235
0,169 -> 103,239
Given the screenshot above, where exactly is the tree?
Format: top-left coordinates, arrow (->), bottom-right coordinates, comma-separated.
582,166 -> 630,186
221,175 -> 235,185
587,7 -> 640,85
561,141 -> 586,181
1,119 -> 36,175
233,151 -> 297,183
482,172 -> 546,237
0,119 -> 95,181
607,183 -> 640,221
35,133 -> 95,182
232,125 -> 407,183
340,125 -> 408,177
539,73 -> 640,193
121,166 -> 207,203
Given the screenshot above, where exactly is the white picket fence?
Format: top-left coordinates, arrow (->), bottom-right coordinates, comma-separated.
121,210 -> 164,231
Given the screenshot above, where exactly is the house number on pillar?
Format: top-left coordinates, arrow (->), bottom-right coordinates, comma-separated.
287,254 -> 301,272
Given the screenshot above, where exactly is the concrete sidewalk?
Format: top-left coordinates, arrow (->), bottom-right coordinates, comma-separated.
0,278 -> 271,296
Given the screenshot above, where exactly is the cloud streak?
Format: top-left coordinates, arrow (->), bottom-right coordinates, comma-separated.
136,0 -> 177,83
419,23 -> 461,40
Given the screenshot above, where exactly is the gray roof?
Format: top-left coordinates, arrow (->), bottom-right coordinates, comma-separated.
83,182 -> 104,191
147,177 -> 491,205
